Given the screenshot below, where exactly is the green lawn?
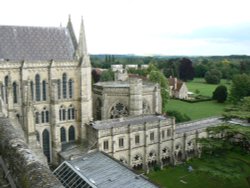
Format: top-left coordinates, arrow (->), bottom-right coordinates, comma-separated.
165,78 -> 230,120
186,78 -> 231,97
166,100 -> 226,120
148,151 -> 250,188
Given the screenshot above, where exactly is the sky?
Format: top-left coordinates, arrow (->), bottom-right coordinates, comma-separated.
1,0 -> 250,56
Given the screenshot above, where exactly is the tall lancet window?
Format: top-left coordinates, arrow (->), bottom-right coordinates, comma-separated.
30,81 -> 34,100
57,79 -> 61,100
62,73 -> 67,99
69,79 -> 73,98
13,82 -> 18,104
4,75 -> 8,103
35,74 -> 41,101
42,80 -> 47,101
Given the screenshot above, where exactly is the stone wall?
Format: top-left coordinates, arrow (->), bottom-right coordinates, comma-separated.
0,116 -> 63,188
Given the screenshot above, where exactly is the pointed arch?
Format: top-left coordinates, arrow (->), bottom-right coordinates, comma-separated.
59,105 -> 66,121
42,80 -> 47,101
60,127 -> 66,143
68,125 -> 75,141
62,73 -> 67,99
35,111 -> 40,124
42,129 -> 50,163
13,82 -> 18,103
30,81 -> 34,100
69,78 -> 73,98
35,74 -> 41,101
4,75 -> 8,103
57,79 -> 61,99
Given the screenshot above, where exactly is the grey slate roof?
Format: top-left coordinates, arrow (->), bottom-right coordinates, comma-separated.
54,151 -> 158,188
176,117 -> 223,134
91,115 -> 167,130
0,25 -> 75,61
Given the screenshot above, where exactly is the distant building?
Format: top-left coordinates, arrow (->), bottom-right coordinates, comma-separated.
111,64 -> 123,72
168,76 -> 189,99
92,79 -> 162,120
141,64 -> 149,69
125,64 -> 138,70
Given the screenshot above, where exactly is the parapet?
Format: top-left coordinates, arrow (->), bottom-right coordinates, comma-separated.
0,117 -> 63,188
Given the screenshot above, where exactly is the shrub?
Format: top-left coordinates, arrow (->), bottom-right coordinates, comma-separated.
212,85 -> 228,103
166,110 -> 191,123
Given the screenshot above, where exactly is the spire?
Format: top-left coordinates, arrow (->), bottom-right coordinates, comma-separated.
67,14 -> 78,51
77,17 -> 88,58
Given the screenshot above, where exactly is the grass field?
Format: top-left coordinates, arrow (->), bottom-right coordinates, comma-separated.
186,78 -> 231,97
166,100 -> 226,120
148,151 -> 250,188
166,78 -> 230,120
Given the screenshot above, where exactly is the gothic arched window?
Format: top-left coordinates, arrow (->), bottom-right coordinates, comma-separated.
62,73 -> 67,99
96,98 -> 102,120
57,79 -> 61,100
110,102 -> 128,119
42,80 -> 47,101
41,107 -> 49,123
35,74 -> 41,101
35,112 -> 39,124
67,105 -> 75,120
60,127 -> 66,143
42,129 -> 50,163
59,106 -> 66,121
69,79 -> 73,98
13,82 -> 18,104
36,131 -> 40,142
30,81 -> 34,100
4,75 -> 8,103
69,125 -> 75,141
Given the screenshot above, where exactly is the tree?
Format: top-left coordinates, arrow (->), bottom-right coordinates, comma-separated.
230,74 -> 250,102
179,58 -> 195,81
148,66 -> 169,110
194,63 -> 208,77
204,69 -> 222,84
197,125 -> 250,185
99,69 -> 114,81
223,96 -> 250,122
212,85 -> 228,103
166,110 -> 190,123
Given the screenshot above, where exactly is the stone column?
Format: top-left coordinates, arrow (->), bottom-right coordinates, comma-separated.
171,118 -> 176,165
158,120 -> 163,169
128,124 -> 132,167
143,122 -> 149,173
50,81 -> 61,165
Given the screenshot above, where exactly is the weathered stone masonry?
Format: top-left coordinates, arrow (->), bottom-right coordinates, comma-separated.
0,116 -> 63,188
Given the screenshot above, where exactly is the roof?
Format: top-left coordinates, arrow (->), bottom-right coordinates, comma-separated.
54,151 -> 158,188
176,117 -> 223,134
91,115 -> 167,130
0,25 -> 75,61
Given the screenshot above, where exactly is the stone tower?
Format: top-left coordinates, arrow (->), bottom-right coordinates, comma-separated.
129,78 -> 143,116
78,18 -> 93,143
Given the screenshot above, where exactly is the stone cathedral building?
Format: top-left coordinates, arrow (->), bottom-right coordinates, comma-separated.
0,17 -> 92,164
0,18 -> 222,173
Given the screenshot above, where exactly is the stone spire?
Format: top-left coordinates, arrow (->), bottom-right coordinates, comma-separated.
67,15 -> 78,51
77,17 -> 88,58
77,17 -> 91,67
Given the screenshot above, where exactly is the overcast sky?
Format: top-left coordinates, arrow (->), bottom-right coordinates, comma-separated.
1,0 -> 250,56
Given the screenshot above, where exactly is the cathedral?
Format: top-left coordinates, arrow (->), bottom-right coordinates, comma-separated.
0,17 -> 222,172
0,17 -> 92,164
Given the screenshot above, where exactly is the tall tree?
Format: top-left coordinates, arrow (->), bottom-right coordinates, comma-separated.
230,74 -> 250,102
179,58 -> 195,81
212,85 -> 228,103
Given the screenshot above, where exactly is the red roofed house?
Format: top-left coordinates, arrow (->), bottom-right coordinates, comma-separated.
168,76 -> 189,99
